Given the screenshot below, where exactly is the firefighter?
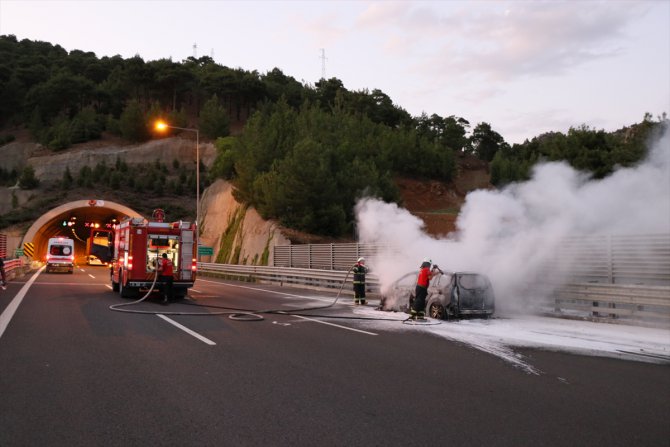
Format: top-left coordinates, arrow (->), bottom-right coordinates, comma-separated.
411,258 -> 436,320
157,253 -> 174,305
352,257 -> 368,305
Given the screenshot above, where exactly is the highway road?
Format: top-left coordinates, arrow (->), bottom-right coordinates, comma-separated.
1,267 -> 668,446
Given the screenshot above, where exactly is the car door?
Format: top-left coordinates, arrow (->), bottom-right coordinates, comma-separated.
455,273 -> 493,311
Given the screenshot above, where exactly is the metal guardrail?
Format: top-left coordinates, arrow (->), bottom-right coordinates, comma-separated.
2,258 -> 25,281
198,263 -> 380,294
199,262 -> 670,326
545,283 -> 670,326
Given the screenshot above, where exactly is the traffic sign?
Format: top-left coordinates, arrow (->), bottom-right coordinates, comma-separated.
23,242 -> 35,258
15,249 -> 24,257
198,246 -> 214,256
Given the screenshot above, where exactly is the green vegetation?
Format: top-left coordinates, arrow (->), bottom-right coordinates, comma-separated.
0,166 -> 18,187
0,134 -> 15,145
216,100 -> 461,236
18,165 -> 39,189
490,116 -> 667,186
215,206 -> 247,264
260,233 -> 273,266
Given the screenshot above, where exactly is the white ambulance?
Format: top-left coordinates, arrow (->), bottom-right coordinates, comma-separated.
46,237 -> 75,273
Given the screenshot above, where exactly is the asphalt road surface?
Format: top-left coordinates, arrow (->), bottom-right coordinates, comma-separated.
1,267 -> 668,446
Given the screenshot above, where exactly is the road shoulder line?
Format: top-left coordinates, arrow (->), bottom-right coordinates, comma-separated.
0,267 -> 44,339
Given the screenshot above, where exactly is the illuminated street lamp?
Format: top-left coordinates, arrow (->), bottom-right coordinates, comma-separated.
155,120 -> 200,229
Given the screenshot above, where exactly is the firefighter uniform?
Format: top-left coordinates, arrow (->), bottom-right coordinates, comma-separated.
352,258 -> 368,305
411,259 -> 433,319
158,253 -> 174,305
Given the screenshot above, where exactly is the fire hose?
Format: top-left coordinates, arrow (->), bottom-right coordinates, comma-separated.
109,263 -> 436,324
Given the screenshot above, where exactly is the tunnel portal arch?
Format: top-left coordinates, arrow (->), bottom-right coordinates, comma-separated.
22,200 -> 143,262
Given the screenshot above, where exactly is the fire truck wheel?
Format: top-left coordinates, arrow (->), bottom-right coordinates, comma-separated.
111,278 -> 119,292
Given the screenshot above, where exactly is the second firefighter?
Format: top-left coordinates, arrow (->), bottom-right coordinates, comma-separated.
352,257 -> 368,305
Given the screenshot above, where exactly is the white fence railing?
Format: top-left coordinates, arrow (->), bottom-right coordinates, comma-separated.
548,234 -> 670,286
272,234 -> 670,286
272,243 -> 390,271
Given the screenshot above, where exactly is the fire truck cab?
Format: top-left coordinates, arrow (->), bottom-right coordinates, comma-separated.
110,216 -> 197,298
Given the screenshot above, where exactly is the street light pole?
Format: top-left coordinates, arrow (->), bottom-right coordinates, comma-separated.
154,122 -> 200,229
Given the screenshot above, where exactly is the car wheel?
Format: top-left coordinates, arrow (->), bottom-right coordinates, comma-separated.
428,302 -> 446,319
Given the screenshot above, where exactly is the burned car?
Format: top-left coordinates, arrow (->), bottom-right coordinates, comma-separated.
379,270 -> 495,319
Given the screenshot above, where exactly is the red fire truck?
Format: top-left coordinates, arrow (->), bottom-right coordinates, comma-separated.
110,214 -> 197,298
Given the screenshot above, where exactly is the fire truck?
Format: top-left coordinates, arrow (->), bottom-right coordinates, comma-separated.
110,212 -> 197,298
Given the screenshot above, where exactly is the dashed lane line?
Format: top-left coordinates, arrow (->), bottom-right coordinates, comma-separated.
157,314 -> 216,345
289,314 -> 378,336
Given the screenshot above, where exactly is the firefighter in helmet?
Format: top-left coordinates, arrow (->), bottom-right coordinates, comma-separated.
411,258 -> 437,319
352,257 -> 368,305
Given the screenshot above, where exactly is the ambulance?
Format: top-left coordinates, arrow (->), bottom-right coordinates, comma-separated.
46,237 -> 75,273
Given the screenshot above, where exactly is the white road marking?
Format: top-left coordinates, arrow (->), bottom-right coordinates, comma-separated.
0,267 -> 44,339
32,282 -> 105,286
197,278 -> 340,303
105,285 -> 113,290
190,288 -> 203,293
157,314 -> 216,345
88,274 -> 96,279
291,314 -> 377,336
196,279 -> 376,334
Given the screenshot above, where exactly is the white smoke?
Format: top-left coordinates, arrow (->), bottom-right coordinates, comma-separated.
356,124 -> 670,314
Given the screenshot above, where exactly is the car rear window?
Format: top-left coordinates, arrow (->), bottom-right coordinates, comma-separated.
458,274 -> 489,290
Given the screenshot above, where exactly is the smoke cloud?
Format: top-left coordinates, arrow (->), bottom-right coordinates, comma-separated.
356,125 -> 670,314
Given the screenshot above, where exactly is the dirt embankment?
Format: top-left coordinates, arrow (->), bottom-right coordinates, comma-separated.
397,154 -> 492,237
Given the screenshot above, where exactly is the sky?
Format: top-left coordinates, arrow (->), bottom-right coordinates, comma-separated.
1,0 -> 669,144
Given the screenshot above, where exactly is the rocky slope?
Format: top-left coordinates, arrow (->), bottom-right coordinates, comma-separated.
199,180 -> 290,265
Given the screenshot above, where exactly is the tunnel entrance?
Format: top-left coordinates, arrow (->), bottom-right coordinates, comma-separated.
22,200 -> 142,264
